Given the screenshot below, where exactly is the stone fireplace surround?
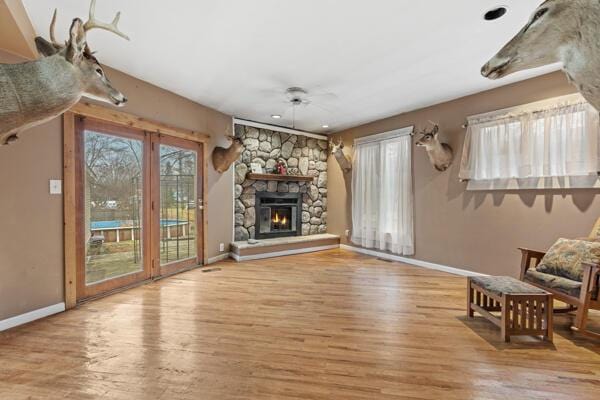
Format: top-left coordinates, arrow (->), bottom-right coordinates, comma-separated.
234,124 -> 329,241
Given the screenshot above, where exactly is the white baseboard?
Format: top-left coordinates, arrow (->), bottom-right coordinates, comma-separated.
207,253 -> 231,264
231,244 -> 339,262
0,303 -> 66,332
340,244 -> 487,277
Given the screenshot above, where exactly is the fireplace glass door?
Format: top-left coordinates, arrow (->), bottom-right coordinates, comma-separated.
256,193 -> 301,239
260,207 -> 296,235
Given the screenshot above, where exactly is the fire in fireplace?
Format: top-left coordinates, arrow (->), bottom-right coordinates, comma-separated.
271,210 -> 290,231
255,192 -> 301,239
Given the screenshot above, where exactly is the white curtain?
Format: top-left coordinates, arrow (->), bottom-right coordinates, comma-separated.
460,94 -> 600,181
351,132 -> 414,255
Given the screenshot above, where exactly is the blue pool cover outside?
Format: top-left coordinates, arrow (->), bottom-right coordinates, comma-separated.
91,220 -> 185,230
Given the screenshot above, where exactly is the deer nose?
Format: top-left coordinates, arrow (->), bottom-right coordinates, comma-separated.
121,96 -> 128,104
481,62 -> 491,77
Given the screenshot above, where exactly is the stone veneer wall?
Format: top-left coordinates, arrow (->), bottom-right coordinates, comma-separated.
233,124 -> 329,241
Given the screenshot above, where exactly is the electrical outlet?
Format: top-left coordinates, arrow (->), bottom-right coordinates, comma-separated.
49,180 -> 62,195
219,243 -> 225,252
345,229 -> 350,237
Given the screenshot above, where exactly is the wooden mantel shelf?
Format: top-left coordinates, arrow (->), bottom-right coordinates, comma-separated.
247,173 -> 314,182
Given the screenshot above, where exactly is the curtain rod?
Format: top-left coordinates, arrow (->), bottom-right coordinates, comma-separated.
354,126 -> 414,145
462,93 -> 586,129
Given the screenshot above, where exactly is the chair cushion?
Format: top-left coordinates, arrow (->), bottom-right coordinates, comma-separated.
536,238 -> 600,282
525,269 -> 582,298
470,276 -> 547,297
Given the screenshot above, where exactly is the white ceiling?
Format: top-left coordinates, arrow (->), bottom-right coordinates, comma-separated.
22,0 -> 560,133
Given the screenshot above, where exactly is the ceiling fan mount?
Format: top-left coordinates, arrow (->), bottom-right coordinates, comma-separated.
286,87 -> 310,106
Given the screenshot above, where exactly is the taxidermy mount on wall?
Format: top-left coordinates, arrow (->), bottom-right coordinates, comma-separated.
415,123 -> 453,172
212,135 -> 244,173
482,0 -> 600,111
0,0 -> 129,146
329,138 -> 352,173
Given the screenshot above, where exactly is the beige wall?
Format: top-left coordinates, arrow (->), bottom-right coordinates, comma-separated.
328,71 -> 600,276
0,50 -> 233,321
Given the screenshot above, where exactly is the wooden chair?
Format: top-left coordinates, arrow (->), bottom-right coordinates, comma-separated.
519,248 -> 600,339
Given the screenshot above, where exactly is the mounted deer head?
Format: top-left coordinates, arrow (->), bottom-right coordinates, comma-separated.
0,0 -> 129,146
329,138 -> 352,173
481,0 -> 600,110
212,135 -> 244,173
415,123 -> 454,172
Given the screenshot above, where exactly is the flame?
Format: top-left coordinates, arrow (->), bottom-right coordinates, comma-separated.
281,216 -> 287,225
273,212 -> 280,224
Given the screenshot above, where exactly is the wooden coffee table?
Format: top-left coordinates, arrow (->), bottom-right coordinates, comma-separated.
467,276 -> 553,342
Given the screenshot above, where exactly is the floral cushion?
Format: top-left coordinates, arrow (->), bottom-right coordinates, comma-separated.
525,269 -> 582,298
470,276 -> 547,297
536,238 -> 600,282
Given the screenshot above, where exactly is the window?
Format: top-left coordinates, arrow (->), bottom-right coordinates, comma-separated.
459,94 -> 600,190
351,127 -> 414,255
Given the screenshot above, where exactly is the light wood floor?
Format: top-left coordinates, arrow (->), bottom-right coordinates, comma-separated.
1,249 -> 600,400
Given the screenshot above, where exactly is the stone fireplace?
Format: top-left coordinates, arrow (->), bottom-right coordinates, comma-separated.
234,124 -> 329,242
255,192 -> 302,239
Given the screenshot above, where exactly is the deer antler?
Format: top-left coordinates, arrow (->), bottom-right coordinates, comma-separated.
83,0 -> 130,40
49,9 -> 61,47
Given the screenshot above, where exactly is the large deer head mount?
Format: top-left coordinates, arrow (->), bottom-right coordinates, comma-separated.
0,0 -> 129,146
212,135 -> 245,173
481,0 -> 600,110
330,138 -> 352,173
415,123 -> 454,172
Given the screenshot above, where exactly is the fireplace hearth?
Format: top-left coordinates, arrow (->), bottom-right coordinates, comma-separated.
255,192 -> 302,239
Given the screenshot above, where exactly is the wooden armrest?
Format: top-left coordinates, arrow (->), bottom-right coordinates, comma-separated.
518,248 -> 547,258
518,248 -> 547,280
581,263 -> 600,294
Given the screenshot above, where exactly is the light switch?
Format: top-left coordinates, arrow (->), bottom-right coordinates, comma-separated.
49,180 -> 62,195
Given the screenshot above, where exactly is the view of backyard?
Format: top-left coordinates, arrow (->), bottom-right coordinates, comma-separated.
84,131 -> 198,285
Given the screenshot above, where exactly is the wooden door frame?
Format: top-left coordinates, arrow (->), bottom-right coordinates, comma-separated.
64,103 -> 210,308
151,134 -> 205,278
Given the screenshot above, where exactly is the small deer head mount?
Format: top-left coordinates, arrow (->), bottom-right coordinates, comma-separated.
212,135 -> 244,173
329,138 -> 352,173
0,0 -> 129,145
415,123 -> 454,172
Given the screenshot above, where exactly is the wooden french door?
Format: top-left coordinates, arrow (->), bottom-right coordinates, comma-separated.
75,118 -> 204,301
151,134 -> 204,277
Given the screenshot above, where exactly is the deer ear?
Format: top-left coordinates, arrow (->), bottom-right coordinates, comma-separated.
65,18 -> 87,64
35,37 -> 60,57
433,125 -> 439,135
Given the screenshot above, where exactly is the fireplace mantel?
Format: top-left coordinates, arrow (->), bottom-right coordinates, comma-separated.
247,173 -> 314,182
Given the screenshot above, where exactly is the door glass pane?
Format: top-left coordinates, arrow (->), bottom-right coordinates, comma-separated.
84,131 -> 144,285
159,145 -> 197,265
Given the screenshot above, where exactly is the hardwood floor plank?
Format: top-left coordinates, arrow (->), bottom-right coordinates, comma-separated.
1,249 -> 599,399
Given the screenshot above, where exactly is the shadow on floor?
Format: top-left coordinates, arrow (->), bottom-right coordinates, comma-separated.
457,312 -> 600,353
457,315 -> 557,350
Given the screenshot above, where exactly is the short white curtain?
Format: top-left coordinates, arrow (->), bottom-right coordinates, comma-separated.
351,134 -> 414,255
459,96 -> 600,180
